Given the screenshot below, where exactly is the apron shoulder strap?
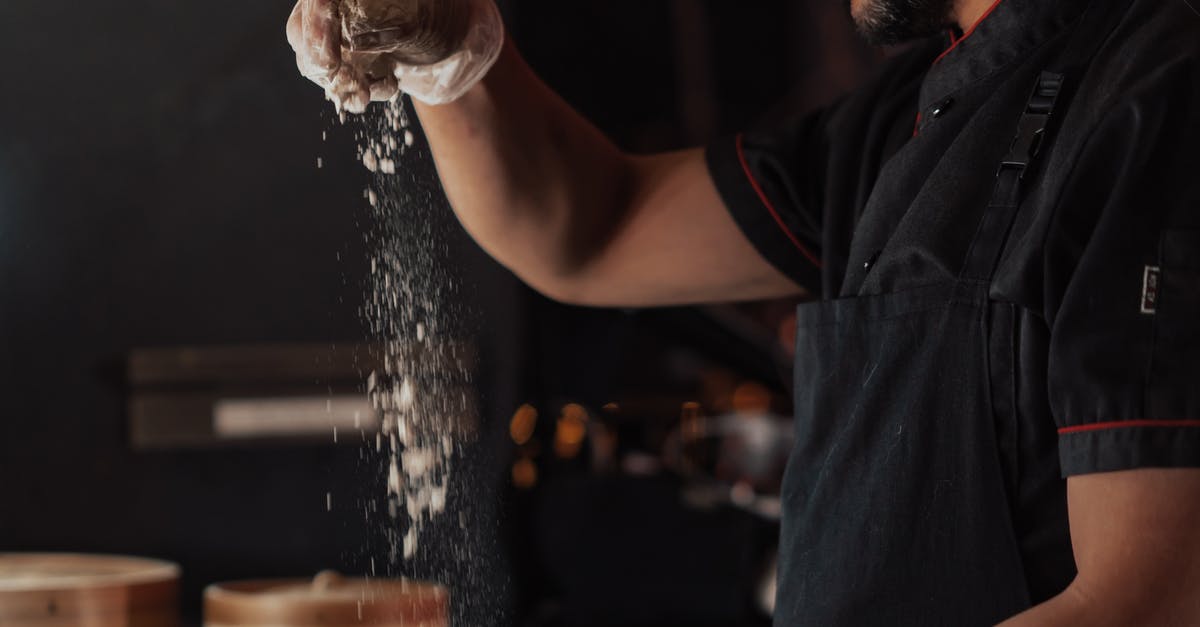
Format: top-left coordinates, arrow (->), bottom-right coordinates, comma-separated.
959,0 -> 1137,284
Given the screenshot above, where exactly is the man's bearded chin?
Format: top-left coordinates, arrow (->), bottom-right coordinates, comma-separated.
849,0 -> 956,45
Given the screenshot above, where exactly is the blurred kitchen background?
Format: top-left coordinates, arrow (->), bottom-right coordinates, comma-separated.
0,1 -> 885,625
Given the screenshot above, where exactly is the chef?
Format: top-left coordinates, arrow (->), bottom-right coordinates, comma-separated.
287,0 -> 1200,623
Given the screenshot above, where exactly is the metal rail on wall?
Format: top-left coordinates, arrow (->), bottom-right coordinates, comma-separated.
125,342 -> 475,450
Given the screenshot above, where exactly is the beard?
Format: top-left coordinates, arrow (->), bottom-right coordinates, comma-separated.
849,0 -> 957,45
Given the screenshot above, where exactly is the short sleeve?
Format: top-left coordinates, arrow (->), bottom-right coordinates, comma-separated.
1047,62 -> 1200,476
704,110 -> 832,293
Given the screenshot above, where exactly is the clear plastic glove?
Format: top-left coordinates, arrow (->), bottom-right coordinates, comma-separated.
286,0 -> 504,112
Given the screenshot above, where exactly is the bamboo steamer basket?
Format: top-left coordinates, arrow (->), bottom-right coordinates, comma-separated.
204,571 -> 449,627
0,553 -> 180,627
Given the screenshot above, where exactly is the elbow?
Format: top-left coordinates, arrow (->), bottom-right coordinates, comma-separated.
463,152 -> 640,307
468,229 -> 618,307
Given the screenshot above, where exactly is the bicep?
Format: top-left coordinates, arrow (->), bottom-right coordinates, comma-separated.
567,148 -> 806,308
1066,468 -> 1200,623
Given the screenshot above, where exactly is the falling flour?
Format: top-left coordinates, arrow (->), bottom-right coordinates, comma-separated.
339,94 -> 474,563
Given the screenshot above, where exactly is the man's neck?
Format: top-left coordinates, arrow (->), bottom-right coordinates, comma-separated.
954,0 -> 1000,32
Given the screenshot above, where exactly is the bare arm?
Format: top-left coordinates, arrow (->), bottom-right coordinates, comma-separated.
412,42 -> 802,307
288,1 -> 802,306
997,468 -> 1200,626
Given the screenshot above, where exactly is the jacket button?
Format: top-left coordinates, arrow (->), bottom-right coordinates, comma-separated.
932,97 -> 954,118
863,250 -> 882,271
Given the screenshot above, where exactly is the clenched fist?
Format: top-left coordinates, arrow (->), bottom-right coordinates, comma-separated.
286,0 -> 504,111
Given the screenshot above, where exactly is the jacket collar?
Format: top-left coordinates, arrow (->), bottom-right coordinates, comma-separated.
915,0 -> 1090,128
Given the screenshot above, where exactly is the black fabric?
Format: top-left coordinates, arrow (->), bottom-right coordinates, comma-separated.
775,4 -> 1131,622
706,42 -> 934,298
708,0 -> 1200,476
705,0 -> 1200,623
783,285 -> 1034,625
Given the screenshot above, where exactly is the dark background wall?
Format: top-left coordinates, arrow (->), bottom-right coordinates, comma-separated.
0,1 -> 880,625
1,0 -> 406,621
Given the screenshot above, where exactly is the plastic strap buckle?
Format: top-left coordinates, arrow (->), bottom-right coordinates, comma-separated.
998,71 -> 1065,178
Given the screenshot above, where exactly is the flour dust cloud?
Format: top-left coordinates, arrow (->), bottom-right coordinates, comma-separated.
323,94 -> 498,625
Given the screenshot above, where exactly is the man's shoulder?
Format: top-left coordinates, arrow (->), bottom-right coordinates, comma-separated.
1091,0 -> 1200,102
1121,0 -> 1200,58
1049,0 -> 1200,155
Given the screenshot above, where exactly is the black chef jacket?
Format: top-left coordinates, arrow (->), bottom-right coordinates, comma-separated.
707,0 -> 1200,613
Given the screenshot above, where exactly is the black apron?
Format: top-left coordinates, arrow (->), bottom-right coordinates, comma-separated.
774,2 -> 1134,624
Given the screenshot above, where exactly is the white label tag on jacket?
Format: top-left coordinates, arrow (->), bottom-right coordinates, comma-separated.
1141,265 -> 1161,314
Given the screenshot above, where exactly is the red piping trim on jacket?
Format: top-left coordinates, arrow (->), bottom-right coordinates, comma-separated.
1058,419 -> 1200,435
734,133 -> 823,268
931,0 -> 1005,66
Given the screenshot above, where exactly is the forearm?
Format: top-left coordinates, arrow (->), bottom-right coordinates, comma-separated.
1002,469 -> 1200,626
413,40 -> 635,300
